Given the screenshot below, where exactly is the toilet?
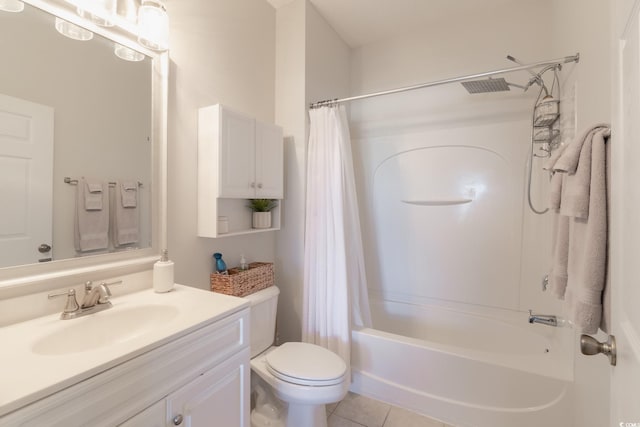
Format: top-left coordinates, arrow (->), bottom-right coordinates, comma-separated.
245,286 -> 349,427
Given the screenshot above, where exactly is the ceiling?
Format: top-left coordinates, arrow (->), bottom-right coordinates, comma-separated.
266,0 -> 526,48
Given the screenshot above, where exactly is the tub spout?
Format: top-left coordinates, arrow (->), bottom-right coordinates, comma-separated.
528,310 -> 558,327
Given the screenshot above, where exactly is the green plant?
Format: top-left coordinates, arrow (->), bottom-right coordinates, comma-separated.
247,199 -> 278,212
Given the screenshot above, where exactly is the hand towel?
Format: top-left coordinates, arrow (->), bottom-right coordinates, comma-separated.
121,181 -> 138,208
544,142 -> 567,211
112,180 -> 139,247
84,181 -> 104,211
559,131 -> 593,219
563,128 -> 609,334
74,178 -> 109,252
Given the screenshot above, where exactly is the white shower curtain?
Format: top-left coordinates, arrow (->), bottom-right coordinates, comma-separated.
303,105 -> 372,366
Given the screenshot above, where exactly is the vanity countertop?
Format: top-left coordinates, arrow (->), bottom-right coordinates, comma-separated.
0,284 -> 249,417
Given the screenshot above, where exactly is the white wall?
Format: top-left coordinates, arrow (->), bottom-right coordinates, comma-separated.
274,0 -> 351,343
551,1 -> 612,427
166,0 -> 277,290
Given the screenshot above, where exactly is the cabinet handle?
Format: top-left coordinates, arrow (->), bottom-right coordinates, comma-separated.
250,182 -> 256,188
173,414 -> 184,425
257,183 -> 263,189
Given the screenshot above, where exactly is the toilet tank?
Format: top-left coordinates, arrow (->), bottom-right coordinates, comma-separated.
244,286 -> 279,358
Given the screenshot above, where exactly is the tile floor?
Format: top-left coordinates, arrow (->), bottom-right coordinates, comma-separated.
326,392 -> 455,427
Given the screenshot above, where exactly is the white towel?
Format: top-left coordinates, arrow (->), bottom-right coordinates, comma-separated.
112,181 -> 139,247
547,125 -> 610,334
563,128 -> 609,334
74,178 -> 109,252
121,181 -> 138,208
84,181 -> 104,211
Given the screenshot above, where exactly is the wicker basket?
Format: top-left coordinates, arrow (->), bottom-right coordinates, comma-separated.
210,262 -> 274,297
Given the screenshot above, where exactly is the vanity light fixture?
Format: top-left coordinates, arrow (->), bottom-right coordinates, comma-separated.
54,16 -> 94,41
114,43 -> 145,62
66,0 -> 116,26
0,0 -> 25,12
137,0 -> 168,51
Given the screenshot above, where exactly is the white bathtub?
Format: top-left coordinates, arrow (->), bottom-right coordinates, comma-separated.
350,299 -> 574,427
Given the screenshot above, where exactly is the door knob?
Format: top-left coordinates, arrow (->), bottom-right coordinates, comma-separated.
38,243 -> 52,253
580,334 -> 616,366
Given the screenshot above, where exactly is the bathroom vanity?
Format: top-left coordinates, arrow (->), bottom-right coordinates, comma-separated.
0,286 -> 250,427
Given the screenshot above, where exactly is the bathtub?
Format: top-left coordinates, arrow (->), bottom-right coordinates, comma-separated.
350,298 -> 574,427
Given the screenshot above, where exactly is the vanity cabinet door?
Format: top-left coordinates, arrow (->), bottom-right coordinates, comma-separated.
166,348 -> 250,427
118,401 -> 165,427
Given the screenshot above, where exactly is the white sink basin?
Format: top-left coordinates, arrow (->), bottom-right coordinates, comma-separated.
0,284 -> 249,418
31,304 -> 179,356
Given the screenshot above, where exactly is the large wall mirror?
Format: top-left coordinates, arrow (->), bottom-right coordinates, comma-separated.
0,0 -> 167,293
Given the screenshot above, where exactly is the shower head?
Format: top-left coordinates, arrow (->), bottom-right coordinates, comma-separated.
461,77 -> 511,94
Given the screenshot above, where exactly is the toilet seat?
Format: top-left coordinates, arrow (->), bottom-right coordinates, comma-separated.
265,342 -> 346,387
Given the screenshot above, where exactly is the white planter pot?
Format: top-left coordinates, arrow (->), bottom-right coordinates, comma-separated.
252,211 -> 271,229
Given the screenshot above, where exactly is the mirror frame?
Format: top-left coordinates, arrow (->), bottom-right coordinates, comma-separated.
0,0 -> 167,298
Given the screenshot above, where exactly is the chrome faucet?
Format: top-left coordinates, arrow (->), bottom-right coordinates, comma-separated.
81,281 -> 112,308
528,310 -> 558,327
48,280 -> 122,320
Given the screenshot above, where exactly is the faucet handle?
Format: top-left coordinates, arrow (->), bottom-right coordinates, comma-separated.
48,289 -> 80,315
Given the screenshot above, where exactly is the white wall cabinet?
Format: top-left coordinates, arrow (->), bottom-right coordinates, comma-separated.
198,104 -> 284,238
0,309 -> 250,427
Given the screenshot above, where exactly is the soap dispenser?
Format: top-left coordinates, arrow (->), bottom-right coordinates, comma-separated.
153,249 -> 174,293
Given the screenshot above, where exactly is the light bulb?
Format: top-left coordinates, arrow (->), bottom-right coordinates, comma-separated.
76,0 -> 117,27
55,17 -> 94,41
114,43 -> 145,62
0,0 -> 24,12
137,0 -> 168,51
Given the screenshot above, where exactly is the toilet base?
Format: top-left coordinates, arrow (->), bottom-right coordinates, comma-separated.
287,403 -> 327,427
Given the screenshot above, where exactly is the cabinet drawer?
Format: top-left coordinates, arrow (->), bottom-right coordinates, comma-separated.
0,308 -> 249,427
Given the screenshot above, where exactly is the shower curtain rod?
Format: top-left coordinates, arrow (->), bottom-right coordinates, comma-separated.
309,53 -> 580,109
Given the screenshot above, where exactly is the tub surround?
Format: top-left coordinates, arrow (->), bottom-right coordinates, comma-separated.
0,285 -> 249,419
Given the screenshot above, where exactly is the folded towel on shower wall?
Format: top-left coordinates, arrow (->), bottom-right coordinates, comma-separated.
112,181 -> 139,247
74,178 -> 109,252
547,124 -> 610,334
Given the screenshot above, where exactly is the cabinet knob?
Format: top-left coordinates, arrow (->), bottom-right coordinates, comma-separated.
250,182 -> 256,188
257,183 -> 263,189
173,414 -> 184,425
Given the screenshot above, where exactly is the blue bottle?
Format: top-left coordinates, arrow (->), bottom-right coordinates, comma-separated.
213,252 -> 227,274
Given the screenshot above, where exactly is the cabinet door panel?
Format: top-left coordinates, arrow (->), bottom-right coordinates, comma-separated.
166,349 -> 250,427
220,109 -> 255,198
255,121 -> 283,199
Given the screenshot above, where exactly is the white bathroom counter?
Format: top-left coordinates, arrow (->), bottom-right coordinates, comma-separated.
0,284 -> 248,417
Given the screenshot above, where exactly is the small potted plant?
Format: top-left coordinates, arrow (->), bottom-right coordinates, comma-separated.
247,199 -> 278,229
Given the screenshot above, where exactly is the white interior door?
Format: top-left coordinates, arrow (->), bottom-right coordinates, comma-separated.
611,0 -> 640,424
0,93 -> 54,267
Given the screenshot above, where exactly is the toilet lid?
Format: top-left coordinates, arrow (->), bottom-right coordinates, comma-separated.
265,342 -> 347,386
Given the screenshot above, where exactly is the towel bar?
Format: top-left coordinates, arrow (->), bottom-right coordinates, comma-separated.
64,177 -> 143,187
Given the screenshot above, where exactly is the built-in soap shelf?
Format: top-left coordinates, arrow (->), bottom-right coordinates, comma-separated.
402,198 -> 473,206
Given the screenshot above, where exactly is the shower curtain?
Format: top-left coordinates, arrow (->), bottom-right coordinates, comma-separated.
303,105 -> 372,366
